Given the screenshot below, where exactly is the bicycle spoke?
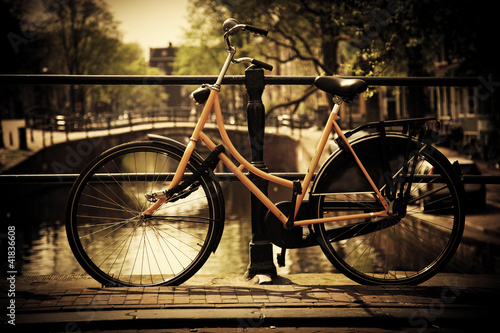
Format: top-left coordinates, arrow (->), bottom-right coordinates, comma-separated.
312,134 -> 464,285
67,142 -> 222,286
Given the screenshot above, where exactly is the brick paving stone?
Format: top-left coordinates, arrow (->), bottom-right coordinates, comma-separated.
284,295 -> 303,303
189,287 -> 206,293
158,291 -> 174,298
39,299 -> 59,307
58,295 -> 79,303
108,296 -> 126,305
252,296 -> 270,303
50,290 -> 67,296
190,297 -> 207,303
123,299 -> 141,305
140,296 -> 158,305
158,300 -> 174,306
80,289 -> 97,296
10,272 -> 500,331
236,295 -> 254,303
173,286 -> 189,293
221,297 -> 239,303
328,291 -> 357,303
206,294 -> 223,303
74,297 -> 93,306
376,292 -> 399,303
93,294 -> 111,301
173,296 -> 190,304
267,294 -> 286,303
125,293 -> 143,300
190,292 -> 207,300
21,299 -> 41,308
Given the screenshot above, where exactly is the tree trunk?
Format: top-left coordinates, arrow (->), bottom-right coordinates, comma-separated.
406,45 -> 430,118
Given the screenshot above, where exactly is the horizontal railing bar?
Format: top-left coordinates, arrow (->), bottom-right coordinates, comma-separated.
0,172 -> 309,184
413,175 -> 500,184
265,76 -> 483,87
0,74 -> 486,87
1,173 -> 498,184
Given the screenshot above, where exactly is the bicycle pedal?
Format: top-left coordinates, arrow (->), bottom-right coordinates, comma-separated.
145,190 -> 166,202
301,226 -> 311,240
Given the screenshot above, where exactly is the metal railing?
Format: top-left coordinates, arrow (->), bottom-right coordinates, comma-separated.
1,73 -> 497,181
1,173 -> 499,184
2,72 -> 499,280
0,74 -> 484,86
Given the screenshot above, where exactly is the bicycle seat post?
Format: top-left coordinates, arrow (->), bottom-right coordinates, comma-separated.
244,65 -> 277,283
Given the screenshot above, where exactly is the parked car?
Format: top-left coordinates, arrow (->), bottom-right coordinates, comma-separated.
416,157 -> 486,212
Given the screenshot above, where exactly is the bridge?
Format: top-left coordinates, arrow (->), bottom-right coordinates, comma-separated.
1,116 -> 307,178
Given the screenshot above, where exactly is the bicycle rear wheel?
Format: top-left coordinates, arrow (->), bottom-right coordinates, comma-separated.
311,134 -> 465,285
66,140 -> 224,286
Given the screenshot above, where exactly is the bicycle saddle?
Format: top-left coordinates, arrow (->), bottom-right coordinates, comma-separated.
314,76 -> 367,99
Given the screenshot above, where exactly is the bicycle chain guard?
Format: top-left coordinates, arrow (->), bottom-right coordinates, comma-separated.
263,201 -> 318,249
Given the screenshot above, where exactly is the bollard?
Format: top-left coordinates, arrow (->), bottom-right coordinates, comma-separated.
244,65 -> 277,281
18,127 -> 28,150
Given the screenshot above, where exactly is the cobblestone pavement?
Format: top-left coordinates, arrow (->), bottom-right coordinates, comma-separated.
2,273 -> 499,332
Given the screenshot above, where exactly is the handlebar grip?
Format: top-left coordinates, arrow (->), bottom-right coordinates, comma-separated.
251,59 -> 273,71
244,24 -> 268,36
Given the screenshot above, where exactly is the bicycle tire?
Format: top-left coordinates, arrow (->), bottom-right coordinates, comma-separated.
311,134 -> 465,285
66,140 -> 224,286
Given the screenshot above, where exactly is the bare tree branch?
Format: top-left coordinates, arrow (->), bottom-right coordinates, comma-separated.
265,85 -> 317,118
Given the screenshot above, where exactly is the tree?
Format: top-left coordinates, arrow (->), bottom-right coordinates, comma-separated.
45,0 -> 122,115
173,2 -> 250,115
87,42 -> 167,115
176,0 -> 394,118
1,0 -> 168,125
179,0 -> 493,119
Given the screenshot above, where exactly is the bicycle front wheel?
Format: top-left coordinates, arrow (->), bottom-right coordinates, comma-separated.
66,140 -> 224,286
311,134 -> 465,285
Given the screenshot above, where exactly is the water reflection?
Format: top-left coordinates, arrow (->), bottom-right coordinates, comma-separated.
8,181 -> 337,277
5,178 -> 497,278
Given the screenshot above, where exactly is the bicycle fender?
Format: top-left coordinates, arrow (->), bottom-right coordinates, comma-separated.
147,134 -> 205,163
312,133 -> 418,194
147,133 -> 226,253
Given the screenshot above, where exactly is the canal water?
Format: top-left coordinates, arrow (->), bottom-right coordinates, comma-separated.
2,130 -> 497,278
6,178 -> 497,278
3,181 -> 335,277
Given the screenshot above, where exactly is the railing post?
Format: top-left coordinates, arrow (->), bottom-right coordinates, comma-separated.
244,65 -> 277,282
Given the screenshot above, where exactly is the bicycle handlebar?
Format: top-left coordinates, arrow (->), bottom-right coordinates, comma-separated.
223,18 -> 268,36
251,58 -> 273,71
222,18 -> 272,71
243,24 -> 268,36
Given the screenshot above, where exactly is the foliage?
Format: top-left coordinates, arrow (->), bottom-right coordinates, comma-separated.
1,0 -> 167,116
87,42 -> 167,113
174,0 -> 492,119
179,0 -> 493,76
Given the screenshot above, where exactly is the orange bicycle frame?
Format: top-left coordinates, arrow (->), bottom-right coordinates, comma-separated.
142,85 -> 390,227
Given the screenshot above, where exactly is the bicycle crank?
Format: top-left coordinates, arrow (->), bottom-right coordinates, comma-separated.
263,201 -> 318,249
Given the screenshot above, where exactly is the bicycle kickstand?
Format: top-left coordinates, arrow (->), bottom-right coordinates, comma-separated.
277,248 -> 286,267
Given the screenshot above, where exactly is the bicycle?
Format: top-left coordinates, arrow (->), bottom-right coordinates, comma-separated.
66,19 -> 465,287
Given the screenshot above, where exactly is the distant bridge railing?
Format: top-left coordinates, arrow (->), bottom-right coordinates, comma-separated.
26,106 -> 196,132
2,73 -> 491,137
1,74 -> 499,186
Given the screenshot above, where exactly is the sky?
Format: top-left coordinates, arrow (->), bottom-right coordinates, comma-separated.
105,0 -> 189,60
